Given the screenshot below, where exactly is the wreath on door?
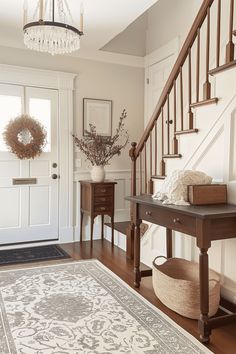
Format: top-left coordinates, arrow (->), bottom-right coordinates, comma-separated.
3,114 -> 47,159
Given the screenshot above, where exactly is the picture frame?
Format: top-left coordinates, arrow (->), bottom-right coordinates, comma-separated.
83,98 -> 112,136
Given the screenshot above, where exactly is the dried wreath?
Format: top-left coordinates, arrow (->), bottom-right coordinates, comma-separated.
3,114 -> 47,159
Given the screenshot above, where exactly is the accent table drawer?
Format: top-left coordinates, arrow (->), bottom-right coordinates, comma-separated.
139,205 -> 196,236
94,204 -> 111,213
94,185 -> 113,196
95,196 -> 112,204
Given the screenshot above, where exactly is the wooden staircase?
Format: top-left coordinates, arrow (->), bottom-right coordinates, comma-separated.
126,0 -> 236,259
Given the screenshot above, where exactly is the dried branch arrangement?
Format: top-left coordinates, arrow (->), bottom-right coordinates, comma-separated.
3,114 -> 47,159
73,109 -> 129,166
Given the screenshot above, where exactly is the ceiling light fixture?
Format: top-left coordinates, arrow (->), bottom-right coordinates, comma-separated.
23,0 -> 84,56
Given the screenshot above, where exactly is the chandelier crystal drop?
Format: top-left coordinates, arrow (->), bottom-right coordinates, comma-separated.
23,0 -> 84,56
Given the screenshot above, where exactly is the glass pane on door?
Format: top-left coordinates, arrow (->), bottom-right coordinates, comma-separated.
29,98 -> 51,152
0,95 -> 22,151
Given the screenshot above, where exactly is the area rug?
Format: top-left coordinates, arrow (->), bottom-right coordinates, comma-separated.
0,245 -> 70,266
0,260 -> 212,354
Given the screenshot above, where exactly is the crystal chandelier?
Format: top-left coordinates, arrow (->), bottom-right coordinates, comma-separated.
23,0 -> 84,56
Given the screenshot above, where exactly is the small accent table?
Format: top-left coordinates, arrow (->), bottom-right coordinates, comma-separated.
126,194 -> 236,343
80,180 -> 117,245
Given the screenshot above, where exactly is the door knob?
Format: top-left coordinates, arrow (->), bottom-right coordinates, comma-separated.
51,174 -> 58,180
52,162 -> 58,168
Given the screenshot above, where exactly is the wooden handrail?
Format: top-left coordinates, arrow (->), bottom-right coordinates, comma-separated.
134,0 -> 214,159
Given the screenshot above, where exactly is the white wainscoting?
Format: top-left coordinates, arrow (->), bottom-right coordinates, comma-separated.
73,169 -> 131,245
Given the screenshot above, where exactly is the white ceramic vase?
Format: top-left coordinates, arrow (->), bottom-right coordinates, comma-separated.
91,165 -> 105,182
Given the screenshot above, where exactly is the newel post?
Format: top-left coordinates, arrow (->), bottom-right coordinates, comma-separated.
126,142 -> 137,260
130,142 -> 137,197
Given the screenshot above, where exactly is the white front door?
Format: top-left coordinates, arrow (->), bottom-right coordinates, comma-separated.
0,84 -> 59,245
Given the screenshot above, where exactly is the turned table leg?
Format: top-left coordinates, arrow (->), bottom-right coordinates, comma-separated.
134,220 -> 141,288
198,247 -> 211,343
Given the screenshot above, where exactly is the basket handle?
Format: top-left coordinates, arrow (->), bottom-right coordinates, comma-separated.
153,256 -> 168,269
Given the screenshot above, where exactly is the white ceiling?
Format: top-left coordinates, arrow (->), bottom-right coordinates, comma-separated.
0,0 -> 158,56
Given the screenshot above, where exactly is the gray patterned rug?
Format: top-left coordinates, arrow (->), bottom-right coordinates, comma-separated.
0,260 -> 212,354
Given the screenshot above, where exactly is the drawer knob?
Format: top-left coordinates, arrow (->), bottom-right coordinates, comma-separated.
100,198 -> 106,202
100,207 -> 106,211
100,189 -> 106,193
146,211 -> 152,216
173,218 -> 181,224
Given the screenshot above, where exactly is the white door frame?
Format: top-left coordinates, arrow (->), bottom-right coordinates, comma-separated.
0,64 -> 76,247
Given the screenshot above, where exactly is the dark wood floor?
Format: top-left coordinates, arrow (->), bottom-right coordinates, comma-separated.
59,240 -> 236,354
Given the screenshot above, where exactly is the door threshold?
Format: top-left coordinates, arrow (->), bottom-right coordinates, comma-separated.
0,239 -> 59,251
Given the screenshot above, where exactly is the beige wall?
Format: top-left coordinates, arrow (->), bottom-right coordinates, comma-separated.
0,45 -> 144,171
146,0 -> 202,54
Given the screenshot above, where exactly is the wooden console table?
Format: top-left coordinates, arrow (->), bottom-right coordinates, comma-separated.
80,180 -> 117,245
126,194 -> 236,343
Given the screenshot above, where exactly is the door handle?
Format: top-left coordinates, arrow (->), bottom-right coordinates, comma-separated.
51,174 -> 58,180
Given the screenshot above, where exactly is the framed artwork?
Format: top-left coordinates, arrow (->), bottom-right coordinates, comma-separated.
83,98 -> 112,136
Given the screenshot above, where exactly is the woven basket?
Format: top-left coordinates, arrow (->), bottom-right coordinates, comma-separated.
152,256 -> 220,319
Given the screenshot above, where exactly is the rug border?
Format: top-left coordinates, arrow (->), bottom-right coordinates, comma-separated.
0,259 -> 213,354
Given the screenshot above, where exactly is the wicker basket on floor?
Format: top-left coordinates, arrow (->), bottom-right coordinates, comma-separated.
152,256 -> 220,319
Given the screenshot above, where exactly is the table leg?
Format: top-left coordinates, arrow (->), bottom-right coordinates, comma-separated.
90,216 -> 94,247
101,215 -> 104,240
134,220 -> 141,288
111,215 -> 114,246
198,247 -> 211,343
166,228 -> 172,258
80,211 -> 84,242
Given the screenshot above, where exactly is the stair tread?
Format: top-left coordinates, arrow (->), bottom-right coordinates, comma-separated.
151,175 -> 166,180
209,60 -> 236,75
190,97 -> 218,108
105,221 -> 149,243
105,221 -> 130,234
163,154 -> 182,158
175,129 -> 198,135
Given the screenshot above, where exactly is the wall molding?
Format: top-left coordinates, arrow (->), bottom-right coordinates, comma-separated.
0,64 -> 76,90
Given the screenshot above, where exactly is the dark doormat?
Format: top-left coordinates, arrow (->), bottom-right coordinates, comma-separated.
0,245 -> 71,266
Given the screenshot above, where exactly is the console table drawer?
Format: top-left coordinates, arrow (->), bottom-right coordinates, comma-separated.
94,185 -> 113,196
139,205 -> 196,236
